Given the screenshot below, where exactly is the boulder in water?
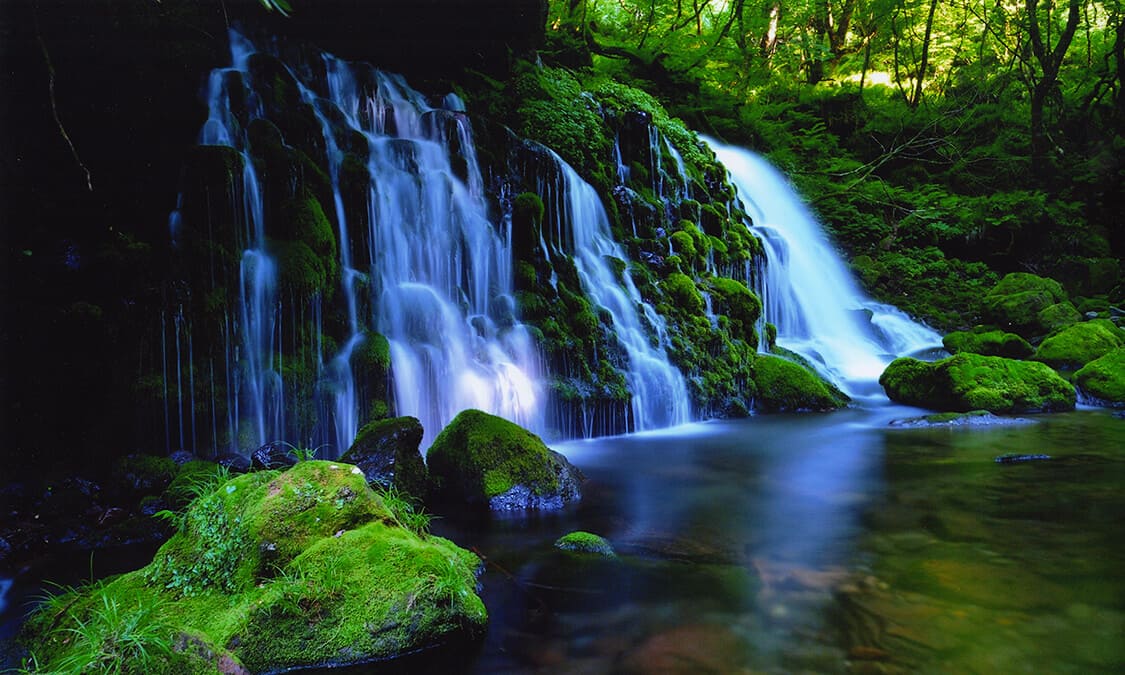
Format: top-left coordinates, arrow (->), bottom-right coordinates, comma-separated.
879,353 -> 1076,414
554,531 -> 616,558
942,328 -> 1033,359
751,355 -> 849,413
1074,347 -> 1125,406
427,409 -> 582,511
1033,319 -> 1125,370
340,416 -> 428,502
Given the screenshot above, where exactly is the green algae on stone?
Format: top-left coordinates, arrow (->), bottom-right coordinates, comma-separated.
1033,319 -> 1125,370
751,355 -> 849,413
555,531 -> 616,557
1074,347 -> 1125,405
426,409 -> 582,511
879,353 -> 1076,413
19,461 -> 485,674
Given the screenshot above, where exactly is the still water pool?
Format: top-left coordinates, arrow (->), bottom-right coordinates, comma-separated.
433,405 -> 1124,673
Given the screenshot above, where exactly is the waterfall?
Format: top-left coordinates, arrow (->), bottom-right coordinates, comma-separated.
536,147 -> 691,431
705,139 -> 943,399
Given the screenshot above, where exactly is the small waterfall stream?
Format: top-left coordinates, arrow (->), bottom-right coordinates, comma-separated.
706,139 -> 943,398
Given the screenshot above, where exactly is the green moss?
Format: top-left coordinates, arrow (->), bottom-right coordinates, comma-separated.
1037,301 -> 1082,334
20,461 -> 485,673
1033,319 -> 1124,369
426,409 -> 558,501
982,273 -> 1070,338
942,329 -> 1033,359
353,330 -> 391,373
879,353 -> 1076,413
1074,348 -> 1125,405
273,239 -> 330,297
554,531 -> 616,557
662,272 -> 705,314
752,355 -> 849,413
707,277 -> 762,341
670,230 -> 696,259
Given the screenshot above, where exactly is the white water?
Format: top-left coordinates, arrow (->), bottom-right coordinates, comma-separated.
706,139 -> 942,399
311,57 -> 542,451
536,147 -> 691,431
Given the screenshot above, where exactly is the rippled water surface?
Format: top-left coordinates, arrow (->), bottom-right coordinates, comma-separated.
433,406 -> 1125,673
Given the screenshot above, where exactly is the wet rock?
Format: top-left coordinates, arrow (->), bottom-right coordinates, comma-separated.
994,453 -> 1051,464
169,450 -> 196,465
340,416 -> 427,501
888,410 -> 1037,429
215,452 -> 252,474
555,531 -> 616,557
251,442 -> 297,470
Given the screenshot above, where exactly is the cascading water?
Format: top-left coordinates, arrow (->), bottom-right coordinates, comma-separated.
706,138 -> 943,399
536,147 -> 691,431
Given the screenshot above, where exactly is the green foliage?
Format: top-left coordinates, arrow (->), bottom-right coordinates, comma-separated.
880,353 -> 1077,414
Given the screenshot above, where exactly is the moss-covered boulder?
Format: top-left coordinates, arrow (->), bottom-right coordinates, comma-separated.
981,273 -> 1074,338
879,353 -> 1076,414
427,409 -> 583,511
19,461 -> 485,673
1074,348 -> 1125,405
942,328 -> 1034,359
751,355 -> 849,413
1032,319 -> 1125,370
341,416 -> 428,502
555,531 -> 616,558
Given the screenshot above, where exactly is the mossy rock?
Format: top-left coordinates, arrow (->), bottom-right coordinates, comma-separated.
981,273 -> 1070,338
1037,301 -> 1083,334
751,355 -> 849,413
1074,348 -> 1125,406
879,353 -> 1076,414
426,409 -> 582,511
1033,319 -> 1125,370
20,461 -> 485,673
707,277 -> 762,342
555,531 -> 616,558
661,272 -> 704,314
341,416 -> 428,502
942,329 -> 1033,359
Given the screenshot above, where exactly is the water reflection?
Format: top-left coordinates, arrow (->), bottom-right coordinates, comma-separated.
429,408 -> 1125,673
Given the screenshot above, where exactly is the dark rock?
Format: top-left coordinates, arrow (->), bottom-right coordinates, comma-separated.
216,452 -> 253,474
888,410 -> 1037,429
340,417 -> 428,501
97,507 -> 129,527
170,450 -> 196,465
994,453 -> 1052,464
251,443 -> 298,471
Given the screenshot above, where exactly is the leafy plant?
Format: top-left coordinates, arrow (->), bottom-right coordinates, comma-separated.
377,485 -> 432,535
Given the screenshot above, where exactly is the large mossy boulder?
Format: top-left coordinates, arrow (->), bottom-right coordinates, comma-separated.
20,461 -> 486,673
1032,319 -> 1125,370
879,353 -> 1076,414
942,328 -> 1034,359
1074,348 -> 1125,405
982,273 -> 1076,338
751,355 -> 849,413
341,416 -> 428,502
427,409 -> 582,511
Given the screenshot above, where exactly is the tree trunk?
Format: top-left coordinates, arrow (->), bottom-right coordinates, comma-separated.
1025,0 -> 1082,175
910,0 -> 940,107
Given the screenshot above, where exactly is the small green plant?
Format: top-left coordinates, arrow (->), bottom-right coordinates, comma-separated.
377,485 -> 432,535
145,489 -> 249,596
277,441 -> 331,463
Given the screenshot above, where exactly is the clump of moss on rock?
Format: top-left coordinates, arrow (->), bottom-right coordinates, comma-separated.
20,461 -> 486,673
942,328 -> 1033,359
1074,348 -> 1125,406
555,531 -> 616,558
426,409 -> 583,511
751,355 -> 849,413
1033,319 -> 1125,370
879,353 -> 1076,413
982,272 -> 1076,338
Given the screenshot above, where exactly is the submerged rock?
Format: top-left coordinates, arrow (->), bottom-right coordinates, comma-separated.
555,531 -> 616,557
995,453 -> 1052,464
427,409 -> 583,511
879,353 -> 1076,414
888,410 -> 1037,429
341,416 -> 428,501
18,461 -> 487,673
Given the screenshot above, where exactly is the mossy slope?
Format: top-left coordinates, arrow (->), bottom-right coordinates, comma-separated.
752,355 -> 849,413
879,353 -> 1076,413
1074,348 -> 1125,405
20,461 -> 486,673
